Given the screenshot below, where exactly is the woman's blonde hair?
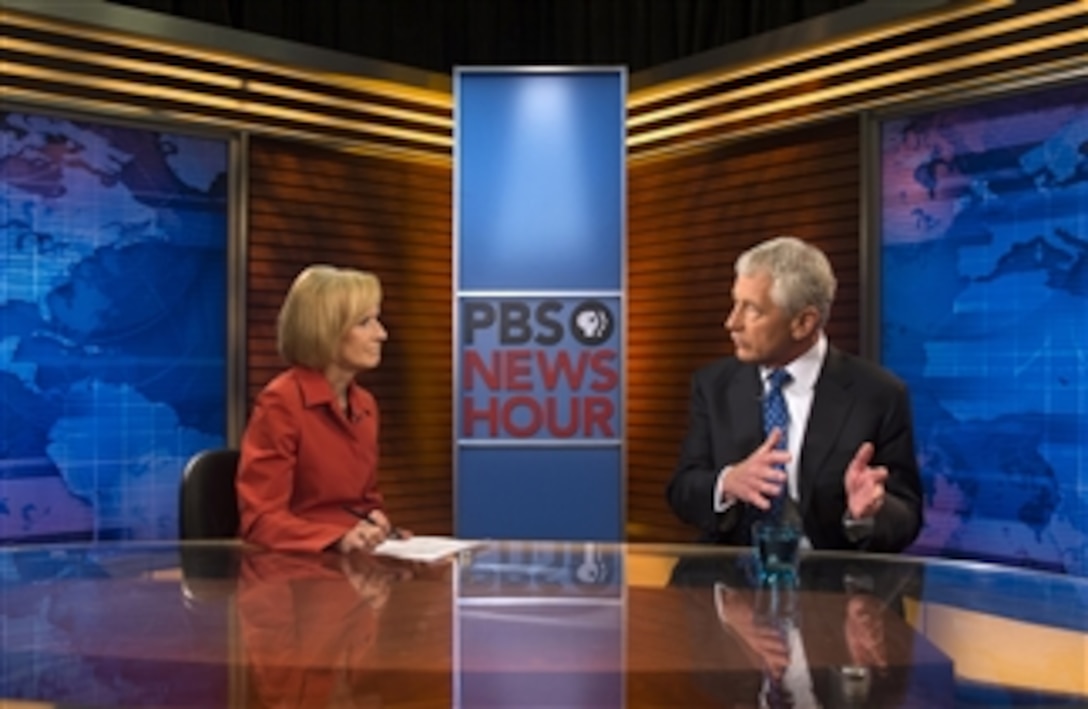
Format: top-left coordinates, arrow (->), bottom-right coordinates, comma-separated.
277,265 -> 382,369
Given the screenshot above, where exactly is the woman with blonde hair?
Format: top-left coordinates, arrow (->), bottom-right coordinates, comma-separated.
237,265 -> 407,552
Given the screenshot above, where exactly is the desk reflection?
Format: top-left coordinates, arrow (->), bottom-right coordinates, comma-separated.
237,552 -> 402,707
1,542 -> 1084,708
457,542 -> 625,706
628,554 -> 954,708
233,549 -> 454,708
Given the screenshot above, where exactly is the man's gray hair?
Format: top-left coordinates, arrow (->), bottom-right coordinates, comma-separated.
735,236 -> 837,325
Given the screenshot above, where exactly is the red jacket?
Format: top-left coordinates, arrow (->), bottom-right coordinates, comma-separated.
238,366 -> 383,551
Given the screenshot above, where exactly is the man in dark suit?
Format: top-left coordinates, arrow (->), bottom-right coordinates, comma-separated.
666,236 -> 923,552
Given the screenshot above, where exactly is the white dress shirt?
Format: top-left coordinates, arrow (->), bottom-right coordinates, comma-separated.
716,334 -> 828,509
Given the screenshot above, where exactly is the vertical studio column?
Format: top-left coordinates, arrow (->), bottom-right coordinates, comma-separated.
454,68 -> 626,541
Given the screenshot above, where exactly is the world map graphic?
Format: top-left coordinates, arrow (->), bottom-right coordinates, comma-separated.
880,82 -> 1088,576
1,111 -> 228,542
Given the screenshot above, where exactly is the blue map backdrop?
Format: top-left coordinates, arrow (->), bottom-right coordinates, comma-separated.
1,110 -> 228,542
879,81 -> 1088,576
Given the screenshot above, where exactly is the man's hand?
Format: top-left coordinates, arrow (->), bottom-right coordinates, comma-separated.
715,585 -> 790,678
719,428 -> 791,509
844,442 -> 888,520
844,594 -> 888,669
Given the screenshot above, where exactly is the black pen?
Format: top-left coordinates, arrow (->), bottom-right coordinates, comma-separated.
342,505 -> 405,540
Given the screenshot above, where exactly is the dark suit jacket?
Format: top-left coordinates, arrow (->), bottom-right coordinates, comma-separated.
666,345 -> 923,552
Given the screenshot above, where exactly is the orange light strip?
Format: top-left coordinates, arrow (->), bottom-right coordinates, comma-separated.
1,84 -> 451,166
0,9 -> 451,109
629,29 -> 1087,150
626,56 -> 1088,163
629,2 -> 1083,128
628,0 -> 1013,109
0,34 -> 452,131
1,62 -> 451,148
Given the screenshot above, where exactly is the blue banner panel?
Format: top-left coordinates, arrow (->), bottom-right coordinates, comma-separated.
455,68 -> 625,541
457,448 -> 622,541
458,71 -> 623,291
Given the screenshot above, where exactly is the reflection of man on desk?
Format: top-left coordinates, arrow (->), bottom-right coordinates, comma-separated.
714,578 -> 896,707
237,551 -> 411,708
669,555 -> 947,708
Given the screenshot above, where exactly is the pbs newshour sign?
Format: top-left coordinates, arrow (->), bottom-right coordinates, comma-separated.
454,68 -> 625,540
461,297 -> 619,439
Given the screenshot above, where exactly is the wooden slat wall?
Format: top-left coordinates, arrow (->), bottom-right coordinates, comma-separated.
247,136 -> 453,534
626,118 -> 861,542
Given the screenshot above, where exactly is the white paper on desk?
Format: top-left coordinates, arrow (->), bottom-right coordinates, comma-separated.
372,536 -> 480,563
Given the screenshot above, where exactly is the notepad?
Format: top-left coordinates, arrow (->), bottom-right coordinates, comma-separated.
372,536 -> 481,563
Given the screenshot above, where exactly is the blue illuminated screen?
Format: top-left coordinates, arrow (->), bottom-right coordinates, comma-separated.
1,109 -> 229,542
457,71 -> 624,290
879,81 -> 1088,576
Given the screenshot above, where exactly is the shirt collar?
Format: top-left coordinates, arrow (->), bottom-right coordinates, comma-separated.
294,366 -> 335,408
761,332 -> 827,392
293,366 -> 365,412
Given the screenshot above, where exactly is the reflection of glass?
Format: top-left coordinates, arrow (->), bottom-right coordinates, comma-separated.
753,522 -> 801,585
754,581 -> 798,628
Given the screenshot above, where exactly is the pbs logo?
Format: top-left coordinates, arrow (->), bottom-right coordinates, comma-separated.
462,298 -> 617,346
570,300 -> 614,346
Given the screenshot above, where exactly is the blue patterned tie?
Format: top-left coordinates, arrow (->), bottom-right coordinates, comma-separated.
763,368 -> 792,520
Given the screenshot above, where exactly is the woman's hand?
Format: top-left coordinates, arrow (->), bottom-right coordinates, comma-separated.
364,508 -> 413,540
338,554 -> 412,607
336,519 -> 387,553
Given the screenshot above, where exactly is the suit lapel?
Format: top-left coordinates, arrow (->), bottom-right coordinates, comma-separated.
724,364 -> 764,457
799,347 -> 855,513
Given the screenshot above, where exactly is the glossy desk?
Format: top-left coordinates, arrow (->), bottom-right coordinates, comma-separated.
1,541 -> 1085,708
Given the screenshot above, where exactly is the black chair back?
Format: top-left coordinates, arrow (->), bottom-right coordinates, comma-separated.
179,448 -> 241,540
